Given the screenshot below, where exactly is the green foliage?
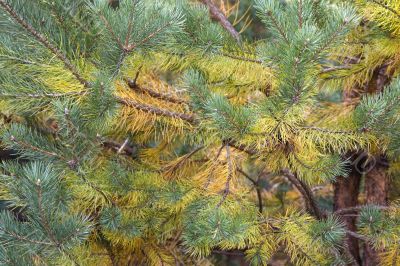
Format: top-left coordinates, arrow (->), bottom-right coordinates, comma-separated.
0,162 -> 91,265
0,0 -> 400,265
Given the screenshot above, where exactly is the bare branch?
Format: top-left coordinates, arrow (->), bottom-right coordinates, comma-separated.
126,78 -> 188,105
102,139 -> 137,156
217,144 -> 233,207
199,0 -> 241,43
281,169 -> 324,219
117,138 -> 129,154
227,140 -> 257,155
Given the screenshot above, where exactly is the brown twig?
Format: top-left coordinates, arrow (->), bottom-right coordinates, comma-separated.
217,144 -> 233,207
199,0 -> 241,43
102,139 -> 137,156
116,97 -> 197,123
226,140 -> 257,155
126,78 -> 188,105
281,169 -> 324,219
221,52 -> 262,64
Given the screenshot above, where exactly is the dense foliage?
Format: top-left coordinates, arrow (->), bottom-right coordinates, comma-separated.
0,0 -> 400,265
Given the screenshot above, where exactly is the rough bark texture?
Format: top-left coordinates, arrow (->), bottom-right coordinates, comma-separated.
334,163 -> 363,265
337,64 -> 391,265
363,158 -> 389,266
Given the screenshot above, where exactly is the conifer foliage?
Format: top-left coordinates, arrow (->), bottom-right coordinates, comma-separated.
0,0 -> 400,265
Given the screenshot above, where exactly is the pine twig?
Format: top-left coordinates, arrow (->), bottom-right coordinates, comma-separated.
266,10 -> 290,44
0,0 -> 89,87
369,0 -> 400,20
199,0 -> 241,43
125,20 -> 175,51
221,52 -> 262,64
9,135 -> 65,160
126,78 -> 188,105
35,181 -> 81,266
0,91 -> 86,99
117,97 -> 197,123
237,167 -> 263,212
117,138 -> 129,154
102,139 -> 137,156
217,144 -> 233,207
320,65 -> 352,73
281,169 -> 324,219
161,146 -> 204,173
227,139 -> 257,155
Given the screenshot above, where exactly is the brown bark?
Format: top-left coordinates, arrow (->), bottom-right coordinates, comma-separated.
283,169 -> 323,219
363,158 -> 389,266
334,163 -> 363,265
199,0 -> 241,43
337,63 -> 391,265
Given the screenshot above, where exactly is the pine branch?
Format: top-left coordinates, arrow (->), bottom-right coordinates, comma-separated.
0,226 -> 54,246
345,230 -> 369,242
236,167 -> 257,186
236,167 -> 263,213
320,65 -> 352,73
161,146 -> 204,173
227,140 -> 257,155
35,181 -> 81,266
0,91 -> 86,99
281,169 -> 324,219
98,13 -> 125,50
117,97 -> 197,123
297,0 -> 303,29
124,1 -> 138,47
301,126 -> 355,136
221,52 -> 262,64
199,0 -> 241,43
35,181 -> 58,245
217,144 -> 233,207
265,10 -> 290,44
78,172 -> 113,206
368,0 -> 400,20
126,78 -> 188,104
125,18 -> 177,51
0,54 -> 49,67
0,0 -> 90,87
102,139 -> 137,156
9,135 -> 65,160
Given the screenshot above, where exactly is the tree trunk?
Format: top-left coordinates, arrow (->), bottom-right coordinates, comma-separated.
334,162 -> 363,265
363,157 -> 388,266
